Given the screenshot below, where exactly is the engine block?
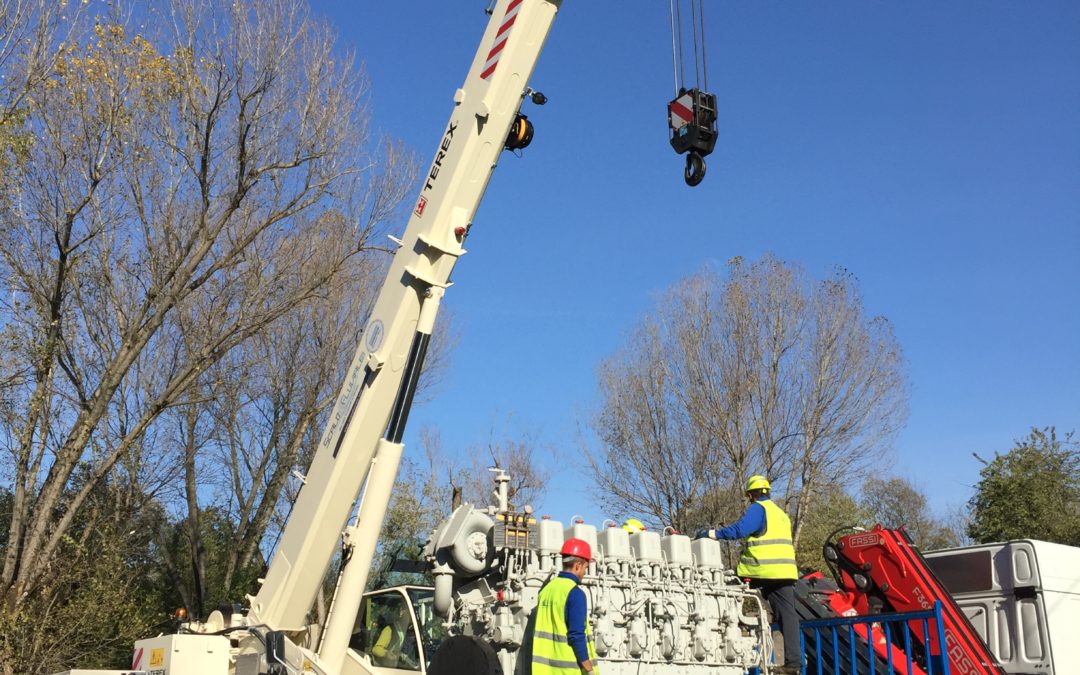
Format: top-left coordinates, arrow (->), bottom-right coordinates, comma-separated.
425,501 -> 771,675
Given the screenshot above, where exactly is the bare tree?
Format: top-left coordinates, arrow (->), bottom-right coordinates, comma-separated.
589,254 -> 908,545
0,0 -> 416,630
457,421 -> 554,511
147,215 -> 379,618
0,0 -> 82,131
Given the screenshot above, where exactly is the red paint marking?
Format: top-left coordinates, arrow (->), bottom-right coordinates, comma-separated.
481,0 -> 523,80
669,101 -> 692,122
414,195 -> 427,217
487,38 -> 507,62
481,40 -> 507,79
496,13 -> 518,39
132,647 -> 144,669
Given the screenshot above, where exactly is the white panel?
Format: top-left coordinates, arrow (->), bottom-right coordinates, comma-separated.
538,518 -> 564,554
630,531 -> 662,563
1012,545 -> 1034,584
598,525 -> 631,560
1018,599 -> 1045,661
661,533 -> 693,567
564,522 -> 598,553
692,538 -> 724,569
991,601 -> 1011,661
133,634 -> 230,675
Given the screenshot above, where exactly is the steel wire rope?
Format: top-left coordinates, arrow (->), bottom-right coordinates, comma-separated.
669,0 -> 686,93
698,0 -> 709,91
689,0 -> 701,87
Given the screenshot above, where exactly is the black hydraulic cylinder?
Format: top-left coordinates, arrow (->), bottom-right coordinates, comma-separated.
385,330 -> 431,444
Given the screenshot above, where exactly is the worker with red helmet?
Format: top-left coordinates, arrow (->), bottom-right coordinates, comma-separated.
695,475 -> 800,674
531,538 -> 597,674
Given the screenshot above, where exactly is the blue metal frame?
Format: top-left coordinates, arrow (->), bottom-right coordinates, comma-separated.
797,602 -> 951,675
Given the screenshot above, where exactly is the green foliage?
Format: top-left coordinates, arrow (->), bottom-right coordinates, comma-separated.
967,427 -> 1080,545
0,483 -> 167,675
156,507 -> 265,619
367,458 -> 450,591
796,476 -> 965,573
860,477 -> 962,550
0,107 -> 33,177
795,488 -> 869,573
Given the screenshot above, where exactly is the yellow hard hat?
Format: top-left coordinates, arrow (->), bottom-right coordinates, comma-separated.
745,475 -> 771,493
622,518 -> 645,534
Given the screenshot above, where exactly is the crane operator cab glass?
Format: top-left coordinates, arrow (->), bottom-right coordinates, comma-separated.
350,587 -> 445,672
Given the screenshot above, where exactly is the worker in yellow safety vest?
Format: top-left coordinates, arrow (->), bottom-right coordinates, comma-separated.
371,603 -> 412,668
695,475 -> 801,674
531,537 -> 598,674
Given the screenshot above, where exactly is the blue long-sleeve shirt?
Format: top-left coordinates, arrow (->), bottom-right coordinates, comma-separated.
714,499 -> 768,540
559,571 -> 591,663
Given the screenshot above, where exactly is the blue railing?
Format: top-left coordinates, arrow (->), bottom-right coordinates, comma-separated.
798,602 -> 951,675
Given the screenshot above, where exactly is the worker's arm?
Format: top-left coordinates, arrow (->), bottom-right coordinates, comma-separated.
708,502 -> 767,540
564,586 -> 593,671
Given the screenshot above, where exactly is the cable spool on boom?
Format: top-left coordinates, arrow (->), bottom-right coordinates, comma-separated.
667,0 -> 718,187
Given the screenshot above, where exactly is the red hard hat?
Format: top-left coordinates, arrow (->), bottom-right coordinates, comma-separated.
560,538 -> 592,562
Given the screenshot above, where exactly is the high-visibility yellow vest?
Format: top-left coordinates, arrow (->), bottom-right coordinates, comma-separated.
737,499 -> 798,580
371,624 -> 405,667
532,576 -> 598,674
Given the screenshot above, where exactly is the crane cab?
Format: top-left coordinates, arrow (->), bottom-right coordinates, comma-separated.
343,586 -> 443,675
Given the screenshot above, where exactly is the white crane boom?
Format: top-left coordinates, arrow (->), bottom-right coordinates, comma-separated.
250,0 -> 561,641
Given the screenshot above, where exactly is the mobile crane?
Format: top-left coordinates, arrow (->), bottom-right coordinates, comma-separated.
96,1 -> 565,673
53,2 -> 735,674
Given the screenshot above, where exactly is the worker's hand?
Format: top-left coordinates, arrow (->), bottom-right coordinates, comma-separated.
694,528 -> 714,540
580,658 -> 595,673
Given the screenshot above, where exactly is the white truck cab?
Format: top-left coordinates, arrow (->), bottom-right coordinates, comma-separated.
924,539 -> 1080,675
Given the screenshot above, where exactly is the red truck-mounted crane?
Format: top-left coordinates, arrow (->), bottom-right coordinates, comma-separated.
820,526 -> 1005,675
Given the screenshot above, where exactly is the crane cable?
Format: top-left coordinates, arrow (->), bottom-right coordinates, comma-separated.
669,0 -> 709,95
697,0 -> 709,92
669,0 -> 683,96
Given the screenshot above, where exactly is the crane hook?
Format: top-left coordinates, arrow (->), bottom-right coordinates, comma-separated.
668,88 -> 717,187
684,151 -> 706,187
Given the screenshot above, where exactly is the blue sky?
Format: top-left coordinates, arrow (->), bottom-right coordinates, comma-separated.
310,1 -> 1080,528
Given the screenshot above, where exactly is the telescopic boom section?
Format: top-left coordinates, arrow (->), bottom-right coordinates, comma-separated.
248,0 -> 563,631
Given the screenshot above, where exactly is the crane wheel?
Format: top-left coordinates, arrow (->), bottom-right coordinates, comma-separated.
428,635 -> 503,675
685,152 -> 706,187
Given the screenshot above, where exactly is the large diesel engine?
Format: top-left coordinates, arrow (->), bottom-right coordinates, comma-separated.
424,473 -> 772,675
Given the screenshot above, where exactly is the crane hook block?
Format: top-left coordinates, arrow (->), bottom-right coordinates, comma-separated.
668,89 -> 718,186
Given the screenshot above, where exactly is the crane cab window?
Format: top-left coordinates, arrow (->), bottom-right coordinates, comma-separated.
350,592 -> 422,671
408,587 -> 447,667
